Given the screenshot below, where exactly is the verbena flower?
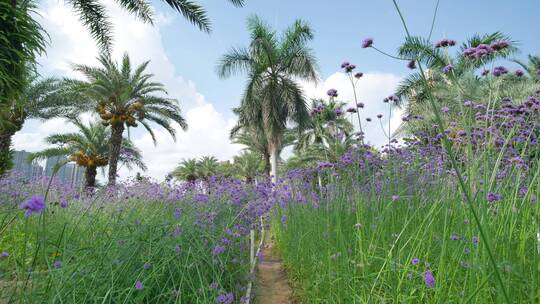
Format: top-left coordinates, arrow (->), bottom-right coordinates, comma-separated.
434,38 -> 456,48
442,64 -> 454,74
20,195 -> 46,217
327,89 -> 338,97
212,245 -> 226,256
441,106 -> 449,113
423,270 -> 435,288
52,261 -> 63,268
391,195 -> 399,202
361,37 -> 374,48
143,262 -> 152,270
354,72 -> 363,79
492,66 -> 508,77
411,257 -> 419,265
135,281 -> 144,290
217,292 -> 234,304
515,69 -> 524,77
486,192 -> 502,203
0,252 -> 9,258
377,114 -> 383,119
407,60 -> 416,69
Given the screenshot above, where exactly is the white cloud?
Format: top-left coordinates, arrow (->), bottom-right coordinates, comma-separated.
301,72 -> 403,148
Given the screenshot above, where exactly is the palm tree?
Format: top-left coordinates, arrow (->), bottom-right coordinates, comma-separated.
28,119 -> 145,189
197,156 -> 219,180
67,53 -> 187,185
0,76 -> 79,175
9,0 -> 244,54
233,151 -> 263,183
512,54 -> 540,80
295,98 -> 353,152
217,16 -> 319,181
172,158 -> 199,182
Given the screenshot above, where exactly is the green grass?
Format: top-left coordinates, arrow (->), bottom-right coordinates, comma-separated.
273,170 -> 539,303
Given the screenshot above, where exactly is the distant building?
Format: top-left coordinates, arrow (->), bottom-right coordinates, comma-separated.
12,150 -> 43,179
44,155 -> 85,186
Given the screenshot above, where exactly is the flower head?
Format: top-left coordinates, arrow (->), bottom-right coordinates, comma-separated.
407,60 -> 416,69
361,37 -> 374,48
0,252 -> 9,258
20,195 -> 46,217
492,66 -> 508,77
354,72 -> 363,79
442,64 -> 454,74
135,281 -> 144,290
515,69 -> 524,77
423,270 -> 435,288
486,192 -> 502,203
327,88 -> 338,97
217,292 -> 234,304
411,257 -> 419,265
52,261 -> 63,268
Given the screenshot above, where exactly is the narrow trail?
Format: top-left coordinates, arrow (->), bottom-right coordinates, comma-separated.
254,242 -> 293,304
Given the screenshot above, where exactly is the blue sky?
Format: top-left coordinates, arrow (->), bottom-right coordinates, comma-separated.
14,0 -> 540,180
154,0 -> 540,114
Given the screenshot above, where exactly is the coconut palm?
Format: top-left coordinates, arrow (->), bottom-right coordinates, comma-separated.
28,119 -> 145,189
217,16 -> 319,181
66,53 -> 187,185
0,75 -> 79,175
171,158 -> 199,182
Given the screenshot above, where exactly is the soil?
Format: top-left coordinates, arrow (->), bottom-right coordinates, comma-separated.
255,242 -> 293,304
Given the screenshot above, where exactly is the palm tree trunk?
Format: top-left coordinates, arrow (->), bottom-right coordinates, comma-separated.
0,130 -> 15,176
84,166 -> 97,188
269,144 -> 279,183
107,124 -> 124,186
263,150 -> 271,175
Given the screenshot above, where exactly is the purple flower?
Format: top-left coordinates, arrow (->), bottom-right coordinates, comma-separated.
366,117 -> 372,122
472,236 -> 480,245
327,89 -> 338,97
354,72 -> 363,79
515,69 -> 524,77
52,261 -> 63,268
345,64 -> 356,73
391,195 -> 399,202
174,208 -> 182,219
212,245 -> 226,256
60,200 -> 68,208
450,234 -> 462,241
411,257 -> 419,265
490,40 -> 509,51
281,215 -> 288,223
340,61 -> 350,69
361,37 -> 374,48
492,66 -> 508,77
0,252 -> 9,258
175,244 -> 182,255
423,270 -> 435,288
434,38 -> 456,48
135,281 -> 144,290
441,106 -> 449,113
486,192 -> 502,203
143,262 -> 152,270
376,114 -> 383,119
407,60 -> 416,69
357,102 -> 365,108
442,64 -> 454,74
20,195 -> 46,217
346,107 -> 357,113
217,292 -> 234,304
210,282 -> 219,289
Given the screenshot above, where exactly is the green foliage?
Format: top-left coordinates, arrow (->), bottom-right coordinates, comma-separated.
217,15 -> 319,177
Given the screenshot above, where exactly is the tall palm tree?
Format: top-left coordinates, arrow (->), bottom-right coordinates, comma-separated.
28,119 -> 145,188
171,158 -> 199,182
217,16 -> 319,181
67,53 -> 187,185
0,76 -> 78,175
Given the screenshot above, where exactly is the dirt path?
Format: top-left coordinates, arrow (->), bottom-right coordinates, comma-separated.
255,242 -> 293,304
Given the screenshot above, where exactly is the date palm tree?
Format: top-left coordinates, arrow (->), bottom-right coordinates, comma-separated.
233,151 -> 263,183
67,53 -> 187,185
28,119 -> 145,189
217,16 -> 319,181
171,158 -> 199,182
